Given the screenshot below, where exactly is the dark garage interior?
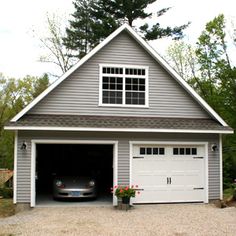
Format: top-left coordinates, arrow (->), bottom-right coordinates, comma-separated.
36,144 -> 113,204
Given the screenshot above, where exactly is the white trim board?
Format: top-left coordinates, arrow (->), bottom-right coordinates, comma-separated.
5,126 -> 233,134
30,139 -> 118,207
10,24 -> 228,127
13,131 -> 18,204
129,141 -> 209,203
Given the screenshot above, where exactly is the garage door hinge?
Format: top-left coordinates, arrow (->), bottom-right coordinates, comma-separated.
133,156 -> 144,159
193,187 -> 204,190
193,156 -> 204,159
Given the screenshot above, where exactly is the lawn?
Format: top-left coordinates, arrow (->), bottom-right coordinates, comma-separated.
0,198 -> 15,218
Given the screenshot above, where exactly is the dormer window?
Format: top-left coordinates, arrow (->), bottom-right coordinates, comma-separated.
99,64 -> 149,107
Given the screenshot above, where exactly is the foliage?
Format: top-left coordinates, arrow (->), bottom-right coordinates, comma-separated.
38,14 -> 76,76
166,14 -> 236,187
0,199 -> 15,218
166,41 -> 198,80
0,74 -> 49,169
112,185 -> 138,198
0,187 -> 13,199
63,0 -> 189,59
233,188 -> 236,200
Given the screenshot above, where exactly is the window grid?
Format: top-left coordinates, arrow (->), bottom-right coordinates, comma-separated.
101,65 -> 147,106
173,147 -> 197,155
139,147 -> 165,156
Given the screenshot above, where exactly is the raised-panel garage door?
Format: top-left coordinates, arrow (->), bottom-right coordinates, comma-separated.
132,145 -> 206,203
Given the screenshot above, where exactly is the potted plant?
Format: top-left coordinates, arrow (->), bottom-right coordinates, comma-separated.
111,185 -> 140,205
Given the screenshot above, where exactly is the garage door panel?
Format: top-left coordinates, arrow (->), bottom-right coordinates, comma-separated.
132,145 -> 206,203
134,189 -> 170,203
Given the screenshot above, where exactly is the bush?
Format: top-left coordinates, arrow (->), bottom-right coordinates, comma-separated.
233,188 -> 236,200
0,187 -> 13,198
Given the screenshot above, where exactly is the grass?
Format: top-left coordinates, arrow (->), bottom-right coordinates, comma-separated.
223,187 -> 235,200
0,198 -> 15,218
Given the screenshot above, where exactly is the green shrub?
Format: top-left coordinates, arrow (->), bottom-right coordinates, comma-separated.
0,187 -> 13,198
233,188 -> 236,200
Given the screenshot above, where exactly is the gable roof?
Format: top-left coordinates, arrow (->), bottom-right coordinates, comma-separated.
11,24 -> 228,126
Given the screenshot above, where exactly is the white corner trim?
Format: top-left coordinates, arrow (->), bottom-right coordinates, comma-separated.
30,139 -> 118,207
4,125 -> 234,134
30,141 -> 36,207
219,134 -> 223,200
13,131 -> 18,204
11,23 -> 228,127
204,143 -> 209,203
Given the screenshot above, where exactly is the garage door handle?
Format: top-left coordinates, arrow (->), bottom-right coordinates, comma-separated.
193,156 -> 204,159
135,188 -> 144,191
133,156 -> 144,159
193,187 -> 204,190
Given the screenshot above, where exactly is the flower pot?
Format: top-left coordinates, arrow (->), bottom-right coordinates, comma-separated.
122,197 -> 130,205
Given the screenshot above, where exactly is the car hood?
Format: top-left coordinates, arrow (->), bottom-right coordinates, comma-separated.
54,176 -> 94,188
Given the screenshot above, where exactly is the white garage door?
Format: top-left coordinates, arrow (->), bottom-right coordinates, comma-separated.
132,144 -> 206,203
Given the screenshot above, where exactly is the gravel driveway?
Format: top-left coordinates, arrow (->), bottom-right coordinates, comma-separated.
0,204 -> 236,236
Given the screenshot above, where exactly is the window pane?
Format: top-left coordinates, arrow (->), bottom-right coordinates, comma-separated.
159,148 -> 165,155
173,148 -> 178,155
103,97 -> 108,103
142,69 -> 145,75
110,84 -> 115,90
139,98 -> 145,105
192,148 -> 197,155
140,147 -> 145,155
139,85 -> 145,91
117,77 -> 122,84
126,98 -> 131,104
103,84 -> 108,89
153,148 -> 158,154
126,85 -> 132,90
133,85 -> 138,91
186,148 -> 191,155
117,98 -> 122,104
126,78 -> 131,84
103,77 -> 109,83
117,84 -> 122,90
180,148 -> 185,155
146,148 -> 152,155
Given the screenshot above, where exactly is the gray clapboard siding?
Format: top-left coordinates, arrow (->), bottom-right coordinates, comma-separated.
30,32 -> 209,119
16,131 -> 220,203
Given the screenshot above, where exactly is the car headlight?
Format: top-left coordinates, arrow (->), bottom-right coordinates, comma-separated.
89,180 -> 95,187
55,180 -> 64,187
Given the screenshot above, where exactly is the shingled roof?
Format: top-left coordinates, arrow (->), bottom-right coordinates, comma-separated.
5,114 -> 233,133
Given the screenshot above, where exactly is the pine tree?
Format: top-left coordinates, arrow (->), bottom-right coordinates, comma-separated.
63,0 -> 97,59
64,0 -> 189,59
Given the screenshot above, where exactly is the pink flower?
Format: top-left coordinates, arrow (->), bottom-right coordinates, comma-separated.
137,191 -> 140,194
125,186 -> 129,190
131,185 -> 134,188
120,189 -> 123,193
114,185 -> 118,188
135,185 -> 138,188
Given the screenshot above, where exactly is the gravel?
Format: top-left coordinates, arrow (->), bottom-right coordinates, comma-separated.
0,204 -> 236,236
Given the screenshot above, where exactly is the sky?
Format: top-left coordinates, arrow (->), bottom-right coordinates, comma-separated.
0,0 -> 236,79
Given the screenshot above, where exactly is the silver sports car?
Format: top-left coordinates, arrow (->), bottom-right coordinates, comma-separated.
53,176 -> 97,199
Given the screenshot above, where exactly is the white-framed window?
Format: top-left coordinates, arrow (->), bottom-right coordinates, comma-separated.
99,64 -> 149,107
